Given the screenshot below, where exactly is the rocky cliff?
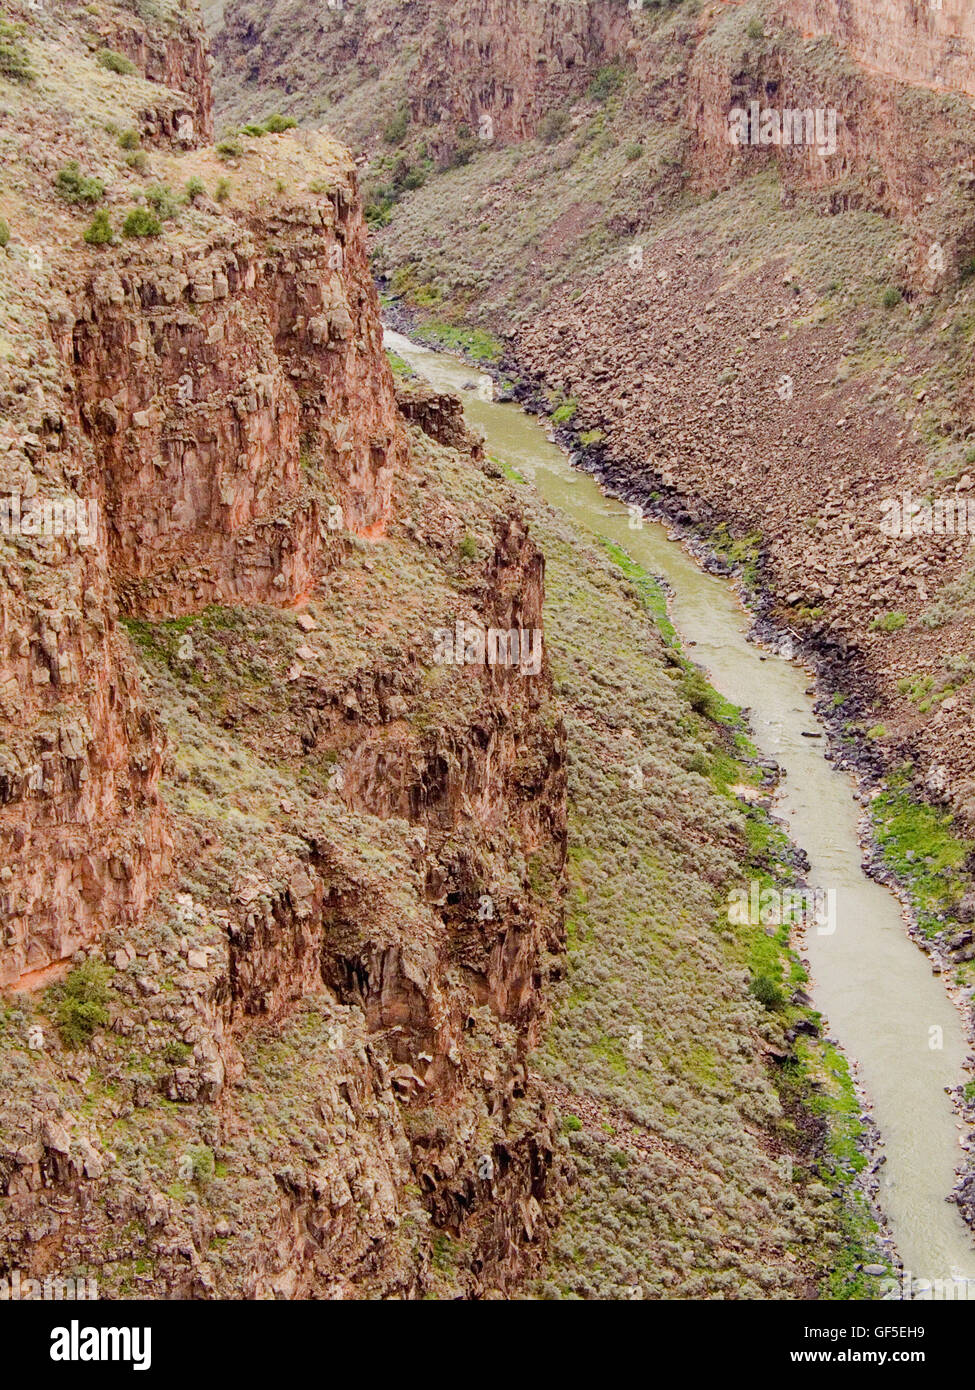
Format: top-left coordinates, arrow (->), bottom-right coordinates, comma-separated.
0,0 -> 568,1297
213,0 -> 631,153
780,0 -> 975,97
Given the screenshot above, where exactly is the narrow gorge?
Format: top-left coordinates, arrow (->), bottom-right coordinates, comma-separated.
2,0 -> 975,1331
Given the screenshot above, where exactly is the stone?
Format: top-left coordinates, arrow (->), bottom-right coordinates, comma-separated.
40,1117 -> 71,1154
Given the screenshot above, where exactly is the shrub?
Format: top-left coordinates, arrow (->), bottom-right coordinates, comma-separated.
679,666 -> 724,720
459,533 -> 477,560
118,128 -> 141,150
264,112 -> 297,133
54,161 -> 105,206
0,39 -> 30,83
242,122 -> 267,137
562,1113 -> 583,1134
122,206 -> 162,238
587,64 -> 624,103
364,198 -> 392,226
882,286 -> 903,309
216,137 -> 243,160
746,17 -> 765,40
625,141 -> 644,161
383,109 -> 408,145
538,109 -> 570,144
749,974 -> 784,1010
871,611 -> 906,633
83,210 -> 114,244
187,1145 -> 215,1186
145,182 -> 180,219
447,128 -> 479,168
184,175 -> 205,201
0,217 -> 8,249
54,960 -> 111,1047
0,18 -> 33,83
214,176 -> 231,203
97,49 -> 136,75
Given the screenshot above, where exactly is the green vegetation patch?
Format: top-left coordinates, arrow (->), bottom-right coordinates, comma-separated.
872,775 -> 972,935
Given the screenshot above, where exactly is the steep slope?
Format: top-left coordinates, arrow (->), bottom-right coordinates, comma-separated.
0,0 -> 567,1297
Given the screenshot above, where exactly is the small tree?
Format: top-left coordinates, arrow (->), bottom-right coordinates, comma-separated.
0,18 -> 34,83
749,974 -> 784,1010
146,183 -> 180,219
54,960 -> 111,1048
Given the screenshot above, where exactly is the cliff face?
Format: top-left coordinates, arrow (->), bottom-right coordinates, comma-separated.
213,0 -> 630,149
684,4 -> 975,284
73,147 -> 402,618
0,0 -> 568,1297
0,1 -> 401,988
779,0 -> 975,97
406,0 -> 630,144
76,0 -> 215,143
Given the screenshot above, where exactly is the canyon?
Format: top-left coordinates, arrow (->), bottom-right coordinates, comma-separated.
1,0 -> 974,1305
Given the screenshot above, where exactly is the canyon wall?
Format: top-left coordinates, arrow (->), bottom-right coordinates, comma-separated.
74,155 -> 402,618
0,2 -> 402,987
779,0 -> 975,97
0,0 -> 571,1298
213,0 -> 631,146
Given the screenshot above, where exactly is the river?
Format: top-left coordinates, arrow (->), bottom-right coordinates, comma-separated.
385,327 -> 975,1295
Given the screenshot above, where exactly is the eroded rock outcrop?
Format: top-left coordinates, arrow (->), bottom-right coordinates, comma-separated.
780,0 -> 975,97
0,0 -> 568,1300
213,0 -> 630,148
